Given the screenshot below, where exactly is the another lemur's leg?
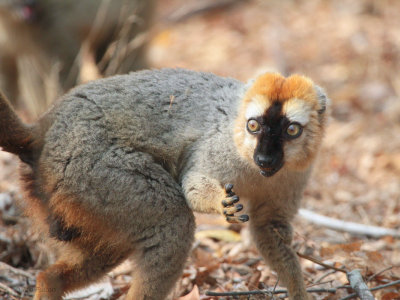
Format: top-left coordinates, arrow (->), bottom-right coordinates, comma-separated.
181,172 -> 249,223
250,213 -> 309,300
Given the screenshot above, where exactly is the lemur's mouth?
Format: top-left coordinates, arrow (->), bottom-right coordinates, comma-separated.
260,168 -> 279,177
259,163 -> 283,177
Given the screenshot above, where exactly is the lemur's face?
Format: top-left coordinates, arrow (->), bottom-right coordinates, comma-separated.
234,73 -> 329,177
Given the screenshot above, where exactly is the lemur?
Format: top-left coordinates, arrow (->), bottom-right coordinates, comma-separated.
0,68 -> 329,299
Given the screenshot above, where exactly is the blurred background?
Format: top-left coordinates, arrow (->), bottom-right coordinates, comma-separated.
0,0 -> 399,299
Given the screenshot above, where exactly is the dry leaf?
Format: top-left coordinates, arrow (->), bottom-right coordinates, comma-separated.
195,229 -> 241,242
193,247 -> 217,269
382,292 -> 400,300
177,285 -> 200,300
320,241 -> 362,258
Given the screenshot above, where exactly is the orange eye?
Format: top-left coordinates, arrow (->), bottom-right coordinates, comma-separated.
247,119 -> 261,133
286,123 -> 302,138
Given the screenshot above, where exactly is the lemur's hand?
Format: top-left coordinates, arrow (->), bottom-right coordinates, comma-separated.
222,183 -> 249,223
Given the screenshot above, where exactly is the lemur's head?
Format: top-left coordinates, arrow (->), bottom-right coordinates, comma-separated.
234,73 -> 329,177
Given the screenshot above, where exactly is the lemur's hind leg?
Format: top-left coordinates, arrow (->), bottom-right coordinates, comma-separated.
127,212 -> 195,300
33,192 -> 134,300
34,246 -> 129,300
35,148 -> 195,300
88,149 -> 195,300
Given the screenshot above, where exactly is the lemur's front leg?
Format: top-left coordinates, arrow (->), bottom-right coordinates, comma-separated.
250,208 -> 309,300
182,172 -> 249,223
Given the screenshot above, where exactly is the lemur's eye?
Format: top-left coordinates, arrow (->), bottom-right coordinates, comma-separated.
247,119 -> 261,133
286,123 -> 303,138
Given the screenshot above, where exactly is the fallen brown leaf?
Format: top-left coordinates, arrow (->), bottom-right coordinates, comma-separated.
177,285 -> 200,300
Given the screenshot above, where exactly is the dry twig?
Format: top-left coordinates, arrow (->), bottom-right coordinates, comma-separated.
367,266 -> 394,282
314,270 -> 337,283
297,252 -> 347,273
165,0 -> 247,23
0,282 -> 19,297
347,269 -> 375,300
298,253 -> 400,299
340,279 -> 400,300
0,261 -> 35,279
206,287 -> 337,297
206,276 -> 400,299
299,209 -> 400,238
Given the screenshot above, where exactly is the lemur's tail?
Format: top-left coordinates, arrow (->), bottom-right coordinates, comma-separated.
0,91 -> 36,164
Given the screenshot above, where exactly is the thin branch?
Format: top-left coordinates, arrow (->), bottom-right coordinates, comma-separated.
297,252 -> 347,273
347,269 -> 375,300
308,279 -> 335,288
206,287 -> 337,297
369,279 -> 400,292
299,209 -> 400,238
272,277 -> 280,300
340,279 -> 400,300
314,270 -> 337,284
206,279 -> 400,299
0,261 -> 35,279
367,266 -> 393,282
165,0 -> 247,23
0,282 -> 19,297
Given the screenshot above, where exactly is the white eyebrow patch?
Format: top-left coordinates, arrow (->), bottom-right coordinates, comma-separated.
245,96 -> 268,119
283,98 -> 311,125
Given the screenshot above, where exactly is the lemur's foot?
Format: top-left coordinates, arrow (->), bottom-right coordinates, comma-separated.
222,183 -> 249,223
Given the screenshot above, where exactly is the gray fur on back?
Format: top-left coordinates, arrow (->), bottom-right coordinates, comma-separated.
40,69 -> 245,205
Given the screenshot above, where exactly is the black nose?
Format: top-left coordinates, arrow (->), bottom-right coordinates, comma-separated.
255,154 -> 276,168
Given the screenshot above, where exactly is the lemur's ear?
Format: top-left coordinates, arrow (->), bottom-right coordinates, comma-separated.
314,85 -> 330,115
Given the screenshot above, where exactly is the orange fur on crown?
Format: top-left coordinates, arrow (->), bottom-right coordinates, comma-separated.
233,73 -> 319,165
243,73 -> 317,106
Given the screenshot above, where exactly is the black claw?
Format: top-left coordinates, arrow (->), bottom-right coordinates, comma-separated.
239,215 -> 249,222
222,195 -> 240,207
224,183 -> 234,193
222,184 -> 246,224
